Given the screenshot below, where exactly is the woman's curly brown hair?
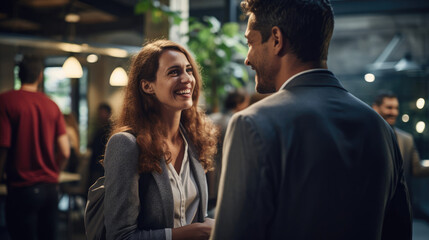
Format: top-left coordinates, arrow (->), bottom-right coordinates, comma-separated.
106,39 -> 217,173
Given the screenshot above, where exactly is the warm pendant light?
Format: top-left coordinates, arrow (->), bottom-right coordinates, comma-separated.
109,67 -> 128,86
63,56 -> 83,78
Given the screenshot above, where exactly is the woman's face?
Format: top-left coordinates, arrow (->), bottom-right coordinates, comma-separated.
143,50 -> 195,113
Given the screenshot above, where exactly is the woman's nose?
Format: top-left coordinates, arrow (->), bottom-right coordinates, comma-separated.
181,73 -> 192,83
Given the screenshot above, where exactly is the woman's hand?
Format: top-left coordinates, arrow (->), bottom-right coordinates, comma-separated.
172,218 -> 214,240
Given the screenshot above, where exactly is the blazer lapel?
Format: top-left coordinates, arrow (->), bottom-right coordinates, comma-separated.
151,159 -> 174,227
180,124 -> 207,221
189,148 -> 207,222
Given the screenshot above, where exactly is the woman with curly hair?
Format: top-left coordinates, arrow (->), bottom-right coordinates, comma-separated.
103,39 -> 218,240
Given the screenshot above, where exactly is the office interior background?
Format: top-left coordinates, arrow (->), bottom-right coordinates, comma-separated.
0,0 -> 429,239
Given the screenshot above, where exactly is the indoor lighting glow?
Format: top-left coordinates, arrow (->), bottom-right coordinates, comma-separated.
65,13 -> 80,23
416,121 -> 425,133
58,43 -> 82,53
62,56 -> 83,78
364,73 -> 375,82
87,54 -> 98,63
416,98 -> 425,109
109,67 -> 128,86
402,114 -> 409,123
105,48 -> 128,58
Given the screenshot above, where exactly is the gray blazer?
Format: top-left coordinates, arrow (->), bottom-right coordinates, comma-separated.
212,70 -> 412,240
395,127 -> 429,186
104,130 -> 208,240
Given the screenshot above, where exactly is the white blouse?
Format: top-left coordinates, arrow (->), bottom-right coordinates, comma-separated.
164,130 -> 200,240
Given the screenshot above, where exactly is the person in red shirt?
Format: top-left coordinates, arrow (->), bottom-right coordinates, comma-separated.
0,55 -> 70,240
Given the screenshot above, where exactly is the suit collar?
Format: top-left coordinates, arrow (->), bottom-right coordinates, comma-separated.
281,70 -> 346,92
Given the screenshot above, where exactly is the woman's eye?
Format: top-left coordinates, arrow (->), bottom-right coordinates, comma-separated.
186,68 -> 193,74
169,70 -> 179,76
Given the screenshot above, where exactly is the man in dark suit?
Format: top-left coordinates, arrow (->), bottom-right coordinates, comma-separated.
372,91 -> 429,211
211,0 -> 412,239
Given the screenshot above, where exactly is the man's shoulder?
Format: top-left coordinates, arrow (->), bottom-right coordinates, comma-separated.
0,90 -> 23,108
0,90 -> 18,100
395,127 -> 413,140
230,92 -> 292,134
242,91 -> 293,114
0,90 -> 52,103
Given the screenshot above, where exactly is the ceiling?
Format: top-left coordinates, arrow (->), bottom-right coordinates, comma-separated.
0,0 -> 143,44
1,0 -> 429,47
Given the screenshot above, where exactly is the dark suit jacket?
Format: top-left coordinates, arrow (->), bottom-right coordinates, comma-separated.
212,70 -> 412,240
104,130 -> 208,240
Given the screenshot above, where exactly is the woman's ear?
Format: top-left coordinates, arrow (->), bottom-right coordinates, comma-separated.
141,80 -> 155,94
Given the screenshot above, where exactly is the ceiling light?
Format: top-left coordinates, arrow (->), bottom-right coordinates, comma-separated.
416,98 -> 425,109
416,121 -> 425,133
109,67 -> 128,86
87,54 -> 98,63
364,73 -> 375,82
105,48 -> 128,58
402,114 -> 409,123
62,56 -> 83,78
58,43 -> 82,53
65,13 -> 80,23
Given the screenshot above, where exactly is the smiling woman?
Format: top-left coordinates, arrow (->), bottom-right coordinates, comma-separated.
98,39 -> 218,240
141,49 -> 195,113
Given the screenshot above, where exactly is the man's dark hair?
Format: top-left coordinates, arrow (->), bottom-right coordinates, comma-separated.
373,90 -> 397,107
224,89 -> 248,111
18,55 -> 44,84
241,0 -> 334,62
98,103 -> 112,115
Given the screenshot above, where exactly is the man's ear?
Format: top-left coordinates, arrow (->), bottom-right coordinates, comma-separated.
37,71 -> 43,84
272,26 -> 284,56
141,80 -> 155,94
372,104 -> 379,113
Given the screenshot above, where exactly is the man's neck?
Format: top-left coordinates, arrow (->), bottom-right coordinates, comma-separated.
20,83 -> 39,92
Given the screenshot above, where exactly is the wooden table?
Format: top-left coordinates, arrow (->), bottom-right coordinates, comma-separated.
59,171 -> 81,183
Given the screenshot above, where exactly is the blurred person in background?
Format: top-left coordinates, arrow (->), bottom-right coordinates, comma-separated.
63,113 -> 80,173
249,92 -> 271,106
210,89 -> 250,137
211,0 -> 412,239
372,91 -> 429,214
0,55 -> 70,240
101,40 -> 217,240
88,103 -> 112,187
207,88 -> 249,214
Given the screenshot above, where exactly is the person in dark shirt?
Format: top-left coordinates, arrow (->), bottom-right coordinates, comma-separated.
88,103 -> 112,187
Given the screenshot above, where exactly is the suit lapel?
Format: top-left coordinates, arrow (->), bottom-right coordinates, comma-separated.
151,159 -> 174,227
